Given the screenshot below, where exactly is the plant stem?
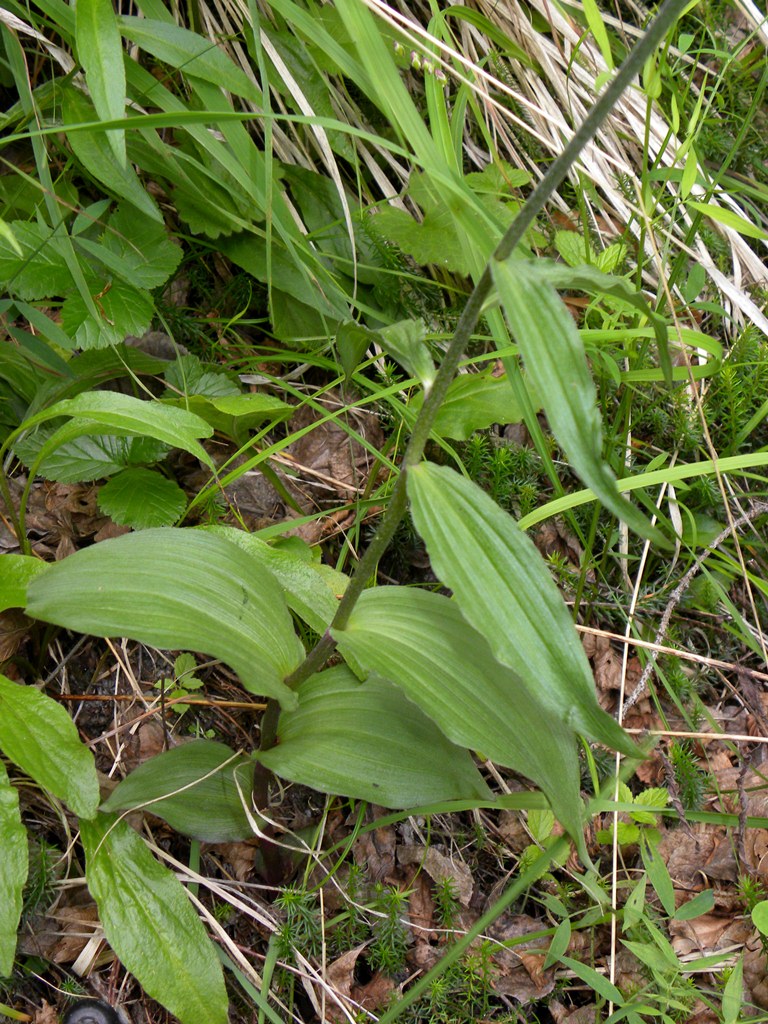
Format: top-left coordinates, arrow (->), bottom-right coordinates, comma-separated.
277,0 -> 690,696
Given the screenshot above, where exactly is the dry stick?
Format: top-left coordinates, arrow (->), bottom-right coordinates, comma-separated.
622,501 -> 768,715
280,0 -> 692,701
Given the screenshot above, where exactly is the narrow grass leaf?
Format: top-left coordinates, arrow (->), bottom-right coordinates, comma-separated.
407,463 -> 638,756
101,740 -> 256,841
492,258 -> 667,545
258,666 -> 491,807
332,587 -> 587,844
560,956 -> 623,1004
75,0 -> 126,166
0,673 -> 100,818
721,956 -> 743,1024
640,834 -> 676,916
25,530 -> 304,709
673,889 -> 714,921
82,813 -> 228,1024
686,200 -> 768,240
0,760 -> 27,976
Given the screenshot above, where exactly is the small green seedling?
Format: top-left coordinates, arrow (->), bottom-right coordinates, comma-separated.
155,653 -> 204,715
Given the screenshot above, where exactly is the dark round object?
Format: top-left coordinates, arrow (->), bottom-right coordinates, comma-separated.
61,999 -> 121,1024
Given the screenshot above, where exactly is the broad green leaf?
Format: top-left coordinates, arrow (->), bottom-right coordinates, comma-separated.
0,555 -> 49,612
0,673 -> 100,818
407,462 -> 638,756
25,530 -> 304,710
377,320 -> 434,390
672,889 -> 714,921
101,740 -> 256,841
332,587 -> 586,844
0,222 -> 73,300
336,322 -> 373,380
17,391 -> 214,470
118,17 -> 258,100
82,814 -> 228,1024
753,900 -> 768,936
687,200 -> 768,240
75,209 -> 181,290
165,394 -> 293,440
205,526 -> 345,632
410,369 -> 525,439
165,355 -> 239,399
14,431 -> 170,483
97,468 -> 186,529
62,87 -> 161,222
0,760 -> 27,977
75,0 -> 126,166
492,258 -> 667,545
61,275 -> 154,349
258,666 -> 491,807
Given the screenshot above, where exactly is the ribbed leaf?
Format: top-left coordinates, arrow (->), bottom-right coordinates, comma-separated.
0,760 -> 27,976
17,391 -> 214,469
26,530 -> 304,709
75,0 -> 126,166
205,526 -> 345,632
407,463 -> 637,756
0,673 -> 100,818
332,589 -> 585,841
258,666 -> 491,807
492,258 -> 666,545
101,740 -> 255,841
0,555 -> 49,612
82,814 -> 228,1024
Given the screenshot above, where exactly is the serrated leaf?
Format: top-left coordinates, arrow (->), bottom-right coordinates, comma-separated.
14,431 -> 170,483
410,369 -> 524,439
82,813 -> 228,1024
101,206 -> 182,289
61,275 -> 154,349
0,760 -> 28,977
407,463 -> 638,756
553,230 -> 589,268
101,740 -> 256,841
372,205 -> 472,275
332,587 -> 586,845
118,17 -> 258,100
205,526 -> 345,632
18,391 -> 214,470
0,673 -> 100,818
76,0 -> 126,166
596,821 -> 641,845
62,87 -> 161,222
492,259 -> 668,544
258,666 -> 491,807
631,787 -> 669,825
165,355 -> 239,399
0,222 -> 73,300
97,468 -> 186,528
0,555 -> 49,613
25,530 -> 304,709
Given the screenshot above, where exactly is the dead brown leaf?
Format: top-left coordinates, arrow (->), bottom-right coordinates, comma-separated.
487,913 -> 556,1002
397,844 -> 474,906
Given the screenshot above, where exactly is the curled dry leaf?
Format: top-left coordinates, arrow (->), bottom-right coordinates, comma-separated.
397,844 -> 474,906
744,930 -> 768,1009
